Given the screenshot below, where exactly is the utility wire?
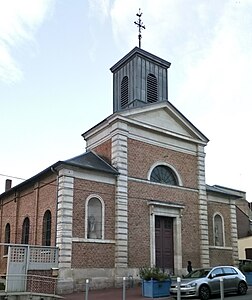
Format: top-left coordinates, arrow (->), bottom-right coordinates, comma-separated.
0,173 -> 26,181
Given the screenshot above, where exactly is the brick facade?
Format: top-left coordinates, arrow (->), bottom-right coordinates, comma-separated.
0,175 -> 57,247
72,242 -> 115,268
72,178 -> 115,240
128,138 -> 198,189
93,139 -> 112,164
207,201 -> 232,247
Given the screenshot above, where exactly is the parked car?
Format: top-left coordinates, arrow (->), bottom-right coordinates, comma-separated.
170,266 -> 247,300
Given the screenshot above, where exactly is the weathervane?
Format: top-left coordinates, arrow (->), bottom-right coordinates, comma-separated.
134,8 -> 145,48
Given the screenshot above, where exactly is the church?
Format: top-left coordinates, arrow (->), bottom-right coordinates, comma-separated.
0,45 -> 249,294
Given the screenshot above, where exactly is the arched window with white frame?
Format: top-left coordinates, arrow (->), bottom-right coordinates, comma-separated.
148,162 -> 182,186
85,195 -> 104,240
213,213 -> 224,246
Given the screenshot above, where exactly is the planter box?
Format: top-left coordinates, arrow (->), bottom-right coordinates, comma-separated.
245,272 -> 252,286
142,279 -> 171,298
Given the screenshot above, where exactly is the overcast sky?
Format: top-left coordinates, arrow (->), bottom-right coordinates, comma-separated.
1,0 -> 251,202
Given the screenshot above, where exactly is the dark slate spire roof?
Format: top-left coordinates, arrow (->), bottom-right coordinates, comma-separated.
64,151 -> 118,175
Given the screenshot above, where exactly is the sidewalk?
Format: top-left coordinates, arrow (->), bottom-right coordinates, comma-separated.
62,286 -> 174,300
62,285 -> 252,300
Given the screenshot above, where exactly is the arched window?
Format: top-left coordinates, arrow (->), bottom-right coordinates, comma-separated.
86,197 -> 103,239
42,210 -> 52,246
21,217 -> 30,244
121,76 -> 129,108
147,73 -> 158,103
213,214 -> 224,246
150,165 -> 178,185
4,223 -> 10,255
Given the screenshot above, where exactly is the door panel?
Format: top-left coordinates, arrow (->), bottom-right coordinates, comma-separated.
6,246 -> 27,292
155,216 -> 174,272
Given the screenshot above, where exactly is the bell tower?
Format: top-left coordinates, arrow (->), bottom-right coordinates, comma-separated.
110,47 -> 171,113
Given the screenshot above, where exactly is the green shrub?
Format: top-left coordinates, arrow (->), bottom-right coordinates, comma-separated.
139,267 -> 171,281
242,263 -> 252,273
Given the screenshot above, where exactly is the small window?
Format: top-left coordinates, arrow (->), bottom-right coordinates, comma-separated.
42,210 -> 52,246
21,217 -> 30,244
121,76 -> 129,108
4,223 -> 10,255
87,197 -> 103,239
245,248 -> 252,259
211,268 -> 224,278
147,73 -> 158,103
150,165 -> 178,185
223,267 -> 237,275
214,214 -> 224,246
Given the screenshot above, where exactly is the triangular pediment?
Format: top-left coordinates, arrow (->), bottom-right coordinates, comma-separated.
119,101 -> 208,143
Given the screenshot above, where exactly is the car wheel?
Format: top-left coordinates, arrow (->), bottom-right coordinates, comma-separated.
199,285 -> 210,300
237,281 -> 247,295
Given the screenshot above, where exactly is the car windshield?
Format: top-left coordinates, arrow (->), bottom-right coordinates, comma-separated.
184,269 -> 211,279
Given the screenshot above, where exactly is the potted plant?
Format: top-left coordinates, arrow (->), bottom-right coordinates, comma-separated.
139,267 -> 171,298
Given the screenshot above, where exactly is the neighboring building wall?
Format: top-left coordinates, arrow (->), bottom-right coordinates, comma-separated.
238,236 -> 252,259
236,206 -> 252,238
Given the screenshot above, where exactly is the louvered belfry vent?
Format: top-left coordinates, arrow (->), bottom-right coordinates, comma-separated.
147,73 -> 158,103
110,47 -> 171,112
121,76 -> 129,108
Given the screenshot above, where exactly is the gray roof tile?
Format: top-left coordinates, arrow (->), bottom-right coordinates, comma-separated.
64,151 -> 118,175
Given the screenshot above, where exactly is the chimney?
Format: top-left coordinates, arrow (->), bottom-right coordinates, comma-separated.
5,179 -> 12,191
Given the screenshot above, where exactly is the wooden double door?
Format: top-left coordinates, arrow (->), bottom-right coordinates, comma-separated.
155,216 -> 174,272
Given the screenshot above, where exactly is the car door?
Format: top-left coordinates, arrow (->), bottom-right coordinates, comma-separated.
208,267 -> 224,294
222,267 -> 239,292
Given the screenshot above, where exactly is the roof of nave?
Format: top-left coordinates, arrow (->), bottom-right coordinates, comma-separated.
0,151 -> 118,199
206,184 -> 246,199
63,150 -> 118,175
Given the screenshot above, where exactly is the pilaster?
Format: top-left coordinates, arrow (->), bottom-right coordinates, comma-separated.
230,200 -> 239,265
197,145 -> 210,267
111,122 -> 129,269
56,169 -> 74,293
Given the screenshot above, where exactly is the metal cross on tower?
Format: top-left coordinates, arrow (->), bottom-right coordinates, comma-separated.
134,8 -> 145,48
